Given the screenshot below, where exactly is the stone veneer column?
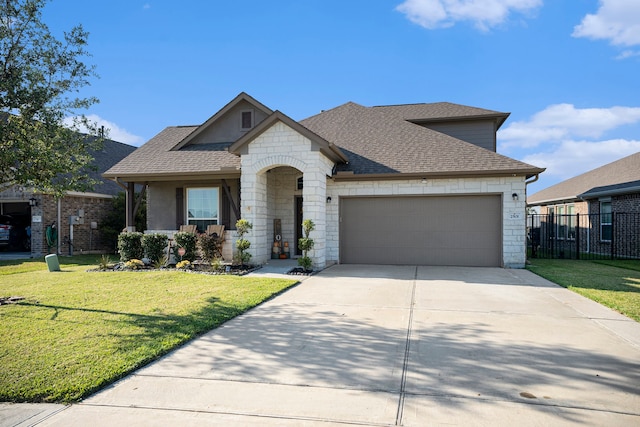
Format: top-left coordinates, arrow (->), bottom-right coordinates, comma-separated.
240,170 -> 269,265
302,168 -> 327,269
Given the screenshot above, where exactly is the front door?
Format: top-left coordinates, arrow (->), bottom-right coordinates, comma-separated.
295,196 -> 303,255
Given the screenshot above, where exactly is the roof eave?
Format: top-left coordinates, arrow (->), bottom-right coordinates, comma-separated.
526,195 -> 581,206
408,112 -> 511,129
333,168 -> 543,182
578,185 -> 640,200
103,169 -> 241,182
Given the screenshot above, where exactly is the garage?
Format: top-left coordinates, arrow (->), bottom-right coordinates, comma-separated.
339,195 -> 502,267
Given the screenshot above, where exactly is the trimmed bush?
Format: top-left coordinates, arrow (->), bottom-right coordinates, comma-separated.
173,231 -> 197,262
197,233 -> 223,263
117,232 -> 144,262
235,219 -> 253,267
298,219 -> 315,272
142,233 -> 168,264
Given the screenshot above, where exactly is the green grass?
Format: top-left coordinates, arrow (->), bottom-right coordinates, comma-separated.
527,259 -> 640,322
0,255 -> 298,403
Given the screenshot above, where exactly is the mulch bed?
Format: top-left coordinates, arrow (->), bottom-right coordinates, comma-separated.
88,262 -> 257,276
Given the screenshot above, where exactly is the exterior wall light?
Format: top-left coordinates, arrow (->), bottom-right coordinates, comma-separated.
512,193 -> 519,201
326,196 -> 332,203
29,197 -> 38,207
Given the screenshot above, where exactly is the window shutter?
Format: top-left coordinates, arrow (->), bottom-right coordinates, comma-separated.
176,187 -> 184,228
221,190 -> 230,229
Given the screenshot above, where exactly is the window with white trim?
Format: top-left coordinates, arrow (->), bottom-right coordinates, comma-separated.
186,187 -> 219,232
551,203 -> 576,240
600,200 -> 612,241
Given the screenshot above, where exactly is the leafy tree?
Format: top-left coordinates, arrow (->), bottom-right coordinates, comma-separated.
99,192 -> 146,251
0,0 -> 101,196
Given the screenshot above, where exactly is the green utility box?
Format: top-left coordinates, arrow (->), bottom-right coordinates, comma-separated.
45,254 -> 61,272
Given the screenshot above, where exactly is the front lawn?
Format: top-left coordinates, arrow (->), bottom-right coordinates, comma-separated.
527,259 -> 640,322
0,255 -> 297,403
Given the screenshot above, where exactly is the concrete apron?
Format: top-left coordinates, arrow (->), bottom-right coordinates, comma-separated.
30,265 -> 640,426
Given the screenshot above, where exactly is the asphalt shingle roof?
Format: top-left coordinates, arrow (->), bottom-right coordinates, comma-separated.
105,97 -> 542,180
300,102 -> 539,176
371,102 -> 509,123
104,126 -> 241,179
89,139 -> 138,195
527,151 -> 640,204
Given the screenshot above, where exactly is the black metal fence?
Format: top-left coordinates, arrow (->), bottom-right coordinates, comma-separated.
527,212 -> 640,260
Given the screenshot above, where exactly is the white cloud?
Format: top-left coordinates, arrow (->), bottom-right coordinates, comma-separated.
615,49 -> 640,59
521,139 -> 640,181
572,0 -> 640,47
499,104 -> 640,148
63,115 -> 145,146
395,0 -> 542,31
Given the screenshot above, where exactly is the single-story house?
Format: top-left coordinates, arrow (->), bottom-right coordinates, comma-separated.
527,151 -> 640,258
1,139 -> 137,256
104,92 -> 544,268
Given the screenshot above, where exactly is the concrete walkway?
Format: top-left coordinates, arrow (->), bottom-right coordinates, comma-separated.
3,265 -> 639,426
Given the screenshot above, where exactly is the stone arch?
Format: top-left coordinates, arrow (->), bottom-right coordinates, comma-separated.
250,155 -> 307,176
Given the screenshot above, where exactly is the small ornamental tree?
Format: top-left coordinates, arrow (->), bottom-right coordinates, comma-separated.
298,219 -> 315,272
235,219 -> 253,267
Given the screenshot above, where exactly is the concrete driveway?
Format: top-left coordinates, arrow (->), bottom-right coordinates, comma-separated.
6,265 -> 640,426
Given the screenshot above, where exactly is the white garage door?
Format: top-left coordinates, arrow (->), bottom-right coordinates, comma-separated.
340,195 -> 502,267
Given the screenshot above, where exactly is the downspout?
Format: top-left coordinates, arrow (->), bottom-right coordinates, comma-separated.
113,177 -> 128,191
525,173 -> 540,191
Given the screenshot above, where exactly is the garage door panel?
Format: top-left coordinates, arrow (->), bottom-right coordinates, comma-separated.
340,195 -> 501,267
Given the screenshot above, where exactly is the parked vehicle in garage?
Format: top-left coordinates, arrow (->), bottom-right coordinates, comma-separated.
0,214 -> 30,251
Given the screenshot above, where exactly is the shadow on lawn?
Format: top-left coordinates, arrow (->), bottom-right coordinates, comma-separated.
13,297 -> 253,401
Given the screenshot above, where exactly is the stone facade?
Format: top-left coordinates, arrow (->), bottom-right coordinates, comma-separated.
326,176 -> 528,268
240,122 -> 333,268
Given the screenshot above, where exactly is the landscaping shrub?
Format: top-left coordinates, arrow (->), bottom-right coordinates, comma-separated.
235,219 -> 253,267
142,233 -> 168,263
176,260 -> 191,270
124,259 -> 144,270
298,219 -> 315,271
117,232 -> 144,262
197,233 -> 223,263
173,231 -> 197,262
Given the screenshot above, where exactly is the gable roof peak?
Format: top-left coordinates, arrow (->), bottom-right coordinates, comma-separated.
171,92 -> 274,151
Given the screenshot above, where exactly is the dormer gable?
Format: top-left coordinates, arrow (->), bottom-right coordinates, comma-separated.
171,92 -> 273,151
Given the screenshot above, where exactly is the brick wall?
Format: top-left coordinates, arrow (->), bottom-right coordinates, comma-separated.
31,193 -> 115,256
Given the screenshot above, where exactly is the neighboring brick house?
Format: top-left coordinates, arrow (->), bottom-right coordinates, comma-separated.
0,139 -> 136,256
527,152 -> 640,258
104,93 -> 544,268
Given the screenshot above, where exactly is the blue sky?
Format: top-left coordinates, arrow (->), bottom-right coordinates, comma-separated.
42,0 -> 640,195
